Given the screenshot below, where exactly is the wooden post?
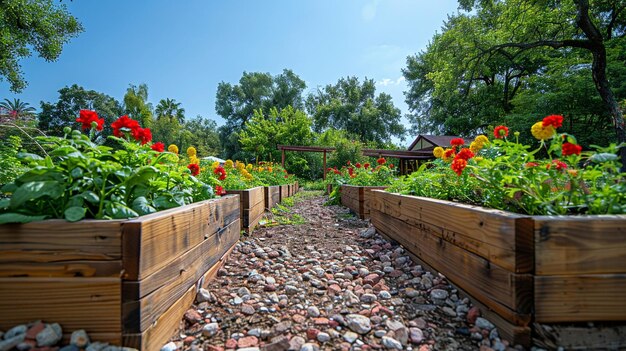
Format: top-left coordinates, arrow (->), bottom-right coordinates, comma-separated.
323,150 -> 327,180
281,149 -> 285,168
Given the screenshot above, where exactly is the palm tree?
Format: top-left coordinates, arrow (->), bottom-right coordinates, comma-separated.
155,98 -> 185,124
0,98 -> 36,120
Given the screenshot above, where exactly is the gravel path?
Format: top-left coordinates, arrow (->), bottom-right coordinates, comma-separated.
165,191 -> 523,351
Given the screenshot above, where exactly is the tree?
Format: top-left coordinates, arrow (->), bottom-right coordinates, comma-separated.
183,116 -> 221,157
215,69 -> 306,159
155,98 -> 185,124
123,84 -> 153,128
0,0 -> 83,92
306,76 -> 405,145
409,0 -> 626,163
0,98 -> 36,122
38,84 -> 123,136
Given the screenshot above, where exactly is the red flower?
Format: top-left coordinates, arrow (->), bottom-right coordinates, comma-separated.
187,163 -> 200,176
364,163 -> 370,169
131,127 -> 152,145
525,162 -> 539,168
389,164 -> 394,169
444,149 -> 456,159
214,166 -> 227,181
377,157 -> 386,165
456,148 -> 474,161
76,110 -> 104,131
542,115 -> 564,128
151,142 -> 165,152
450,138 -> 465,147
111,115 -> 140,137
451,158 -> 468,176
562,142 -> 582,156
347,160 -> 351,166
348,167 -> 354,176
333,169 -> 341,175
355,163 -> 361,168
547,159 -> 568,171
493,125 -> 509,139
284,175 -> 288,178
215,185 -> 226,196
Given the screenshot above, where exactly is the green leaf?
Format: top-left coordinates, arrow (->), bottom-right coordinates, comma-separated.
105,203 -> 139,219
10,181 -> 64,208
126,166 -> 159,188
590,153 -> 619,163
80,191 -> 100,204
0,213 -> 47,224
49,146 -> 79,157
71,167 -> 84,178
0,198 -> 10,209
1,183 -> 18,194
131,196 -> 157,216
64,206 -> 86,222
16,152 -> 44,161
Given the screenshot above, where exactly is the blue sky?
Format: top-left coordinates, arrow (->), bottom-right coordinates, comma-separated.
0,0 -> 459,146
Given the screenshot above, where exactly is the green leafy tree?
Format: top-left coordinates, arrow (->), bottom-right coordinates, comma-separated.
183,116 -> 221,157
38,84 -> 123,136
239,106 -> 315,178
0,0 -> 83,92
216,69 -> 307,158
306,76 -> 405,145
0,98 -> 36,121
123,84 -> 153,128
155,98 -> 185,124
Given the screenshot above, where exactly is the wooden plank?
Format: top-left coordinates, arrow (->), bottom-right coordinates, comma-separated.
534,216 -> 626,275
122,199 -> 220,281
0,220 -> 123,262
371,190 -> 534,273
535,274 -> 626,322
205,195 -> 239,237
264,186 -> 280,210
123,241 -> 237,351
370,208 -> 533,316
533,323 -> 626,350
0,260 -> 123,278
0,277 -> 121,333
378,230 -> 531,347
280,185 -> 289,202
122,219 -> 239,332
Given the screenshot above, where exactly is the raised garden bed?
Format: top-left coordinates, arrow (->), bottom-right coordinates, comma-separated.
0,195 -> 240,351
264,186 -> 280,211
369,190 -> 626,349
226,186 -> 265,233
340,185 -> 388,219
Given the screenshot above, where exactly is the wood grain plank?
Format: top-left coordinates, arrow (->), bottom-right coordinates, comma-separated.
0,260 -> 123,278
533,323 -> 626,350
0,277 -> 121,333
264,186 -> 280,210
123,219 -> 239,332
123,198 -> 229,281
279,185 -> 289,202
0,220 -> 123,262
534,216 -> 626,275
371,208 -> 533,315
535,274 -> 626,322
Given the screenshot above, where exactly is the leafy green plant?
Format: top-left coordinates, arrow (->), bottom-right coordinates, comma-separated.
0,136 -> 26,187
0,112 -> 214,224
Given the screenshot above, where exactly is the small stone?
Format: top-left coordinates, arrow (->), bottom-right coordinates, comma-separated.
360,293 -> 377,303
285,285 -> 299,295
59,345 -> 80,351
238,348 -> 260,351
363,273 -> 381,285
307,306 -> 320,317
160,342 -> 178,351
196,288 -> 212,303
316,333 -> 330,343
374,330 -> 386,338
342,331 -> 358,344
16,339 -> 37,351
299,343 -> 319,351
5,325 -> 27,340
241,304 -> 256,315
409,328 -> 424,344
404,288 -> 419,298
247,328 -> 262,337
0,334 -> 25,351
442,306 -> 457,317
36,323 -> 62,347
202,323 -> 220,337
420,277 -> 433,289
289,336 -> 305,351
378,291 -> 392,299
475,317 -> 495,330
70,329 -> 90,348
345,314 -> 371,334
238,287 -> 251,296
360,227 -> 376,238
184,309 -> 203,323
225,339 -> 237,348
381,336 -> 403,350
467,306 -> 481,324
471,332 -> 483,340
238,336 -> 259,348
232,297 -> 244,305
430,289 -> 448,300
261,337 -> 289,351
86,341 -> 109,351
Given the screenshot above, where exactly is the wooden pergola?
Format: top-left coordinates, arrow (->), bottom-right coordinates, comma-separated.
277,145 -> 434,179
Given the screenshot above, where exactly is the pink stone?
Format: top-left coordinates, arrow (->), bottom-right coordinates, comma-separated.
225,339 -> 237,349
237,336 -> 259,348
467,306 -> 481,324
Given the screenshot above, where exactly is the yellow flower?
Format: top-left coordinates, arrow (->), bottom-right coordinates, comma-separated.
236,161 -> 245,171
474,135 -> 489,145
470,141 -> 482,154
189,155 -> 199,165
211,161 -> 220,169
268,166 -> 273,172
433,147 -> 444,158
531,122 -> 556,140
242,169 -> 253,180
442,149 -> 455,162
258,167 -> 264,172
224,160 -> 234,169
246,164 -> 253,171
167,144 -> 179,154
186,146 -> 197,157
474,156 -> 484,162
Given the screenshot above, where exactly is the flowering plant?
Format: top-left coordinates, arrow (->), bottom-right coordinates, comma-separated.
390,115 -> 625,215
325,157 -> 397,204
0,112 -> 214,223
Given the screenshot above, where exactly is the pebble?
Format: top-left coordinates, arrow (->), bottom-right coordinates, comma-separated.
160,342 -> 178,351
36,323 -> 62,347
196,288 -> 212,303
5,325 -> 27,340
475,317 -> 496,330
289,336 -> 305,350
316,332 -> 330,343
299,343 -> 319,351
307,306 -> 320,317
345,314 -> 371,334
382,336 -> 403,350
343,331 -> 359,344
430,289 -> 449,300
0,334 -> 25,351
202,323 -> 220,337
70,329 -> 90,348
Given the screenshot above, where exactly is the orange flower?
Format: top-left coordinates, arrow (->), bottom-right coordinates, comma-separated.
451,158 -> 468,176
377,157 -> 386,165
493,125 -> 509,139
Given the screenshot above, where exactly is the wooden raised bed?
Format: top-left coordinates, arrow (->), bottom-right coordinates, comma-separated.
226,186 -> 265,233
279,184 -> 289,202
369,190 -> 626,348
264,186 -> 280,211
0,195 -> 240,351
341,185 -> 388,219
